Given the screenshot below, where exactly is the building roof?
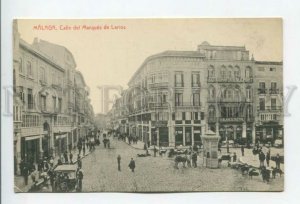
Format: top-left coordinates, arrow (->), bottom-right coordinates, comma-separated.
255,61 -> 283,65
128,50 -> 205,85
19,39 -> 65,72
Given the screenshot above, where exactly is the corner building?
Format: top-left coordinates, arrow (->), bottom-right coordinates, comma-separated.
111,41 -> 283,147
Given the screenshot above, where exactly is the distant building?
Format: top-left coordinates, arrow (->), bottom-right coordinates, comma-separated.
109,41 -> 283,147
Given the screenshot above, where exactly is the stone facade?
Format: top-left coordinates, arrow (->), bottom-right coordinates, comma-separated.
13,21 -> 94,172
109,41 -> 283,147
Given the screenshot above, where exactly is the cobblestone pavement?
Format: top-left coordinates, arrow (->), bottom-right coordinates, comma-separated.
82,139 -> 283,192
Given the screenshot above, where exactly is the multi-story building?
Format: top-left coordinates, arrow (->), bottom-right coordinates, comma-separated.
254,61 -> 283,143
13,21 -> 94,172
109,41 -> 283,147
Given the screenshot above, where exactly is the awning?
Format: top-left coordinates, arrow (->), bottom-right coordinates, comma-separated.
55,134 -> 67,139
25,135 -> 43,141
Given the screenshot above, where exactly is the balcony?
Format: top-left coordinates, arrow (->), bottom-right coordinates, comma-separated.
207,117 -> 217,123
257,106 -> 282,112
207,77 -> 216,83
269,88 -> 280,94
258,88 -> 267,94
207,77 -> 249,83
174,102 -> 202,110
148,82 -> 169,89
219,117 -> 244,122
259,113 -> 281,122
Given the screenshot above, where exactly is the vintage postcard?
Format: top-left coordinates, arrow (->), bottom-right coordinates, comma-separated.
13,18 -> 283,192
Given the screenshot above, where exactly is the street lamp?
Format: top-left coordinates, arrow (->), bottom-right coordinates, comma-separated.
225,127 -> 230,153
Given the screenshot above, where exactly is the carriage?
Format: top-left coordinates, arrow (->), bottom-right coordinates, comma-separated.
52,165 -> 78,192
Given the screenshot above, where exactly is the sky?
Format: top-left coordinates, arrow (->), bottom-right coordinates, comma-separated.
17,19 -> 282,114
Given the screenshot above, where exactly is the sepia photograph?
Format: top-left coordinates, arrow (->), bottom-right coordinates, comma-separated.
12,18 -> 284,193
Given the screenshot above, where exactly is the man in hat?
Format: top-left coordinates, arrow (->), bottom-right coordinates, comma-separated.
76,167 -> 84,192
117,155 -> 121,171
128,158 -> 135,172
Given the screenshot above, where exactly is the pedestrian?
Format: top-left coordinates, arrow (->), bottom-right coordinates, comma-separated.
23,162 -> 29,185
128,158 -> 135,172
77,156 -> 82,169
83,145 -> 86,156
266,150 -> 270,167
275,153 -> 281,169
153,145 -> 157,157
57,158 -> 63,166
187,153 -> 192,167
19,159 -> 25,176
192,152 -> 198,167
259,151 -> 265,168
76,168 -> 84,192
69,152 -> 73,164
232,152 -> 237,162
241,145 -> 245,157
107,139 -> 110,148
63,151 -> 68,164
117,155 -> 121,171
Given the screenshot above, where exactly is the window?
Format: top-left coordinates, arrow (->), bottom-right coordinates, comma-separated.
191,72 -> 200,87
270,67 -> 276,72
193,93 -> 200,106
175,93 -> 183,106
220,66 -> 226,79
271,98 -> 276,110
245,67 -> 252,78
208,106 -> 215,118
270,82 -> 278,94
208,86 -> 215,99
27,61 -> 33,77
41,95 -> 47,111
259,98 -> 265,111
27,89 -> 33,109
246,88 -> 252,100
186,112 -> 191,120
53,96 -> 57,111
58,98 -> 62,113
40,67 -> 46,83
175,112 -> 182,120
194,112 -> 199,120
227,66 -> 233,79
175,72 -> 184,87
259,82 -> 266,94
208,66 -> 215,78
19,58 -> 23,73
162,94 -> 167,103
234,66 -> 240,79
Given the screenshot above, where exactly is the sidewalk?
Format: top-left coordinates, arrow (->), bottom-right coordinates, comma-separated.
14,147 -> 92,192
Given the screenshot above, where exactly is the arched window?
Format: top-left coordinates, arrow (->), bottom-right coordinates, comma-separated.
208,86 -> 215,99
220,66 -> 226,79
208,105 -> 216,118
245,66 -> 253,78
208,65 -> 215,78
234,66 -> 240,79
234,89 -> 241,101
228,66 -> 233,79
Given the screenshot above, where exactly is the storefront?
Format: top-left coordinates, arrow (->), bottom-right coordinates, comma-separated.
54,133 -> 67,156
175,127 -> 183,146
159,127 -> 169,146
21,135 -> 43,164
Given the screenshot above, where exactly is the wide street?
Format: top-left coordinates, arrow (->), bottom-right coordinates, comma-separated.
81,137 -> 283,192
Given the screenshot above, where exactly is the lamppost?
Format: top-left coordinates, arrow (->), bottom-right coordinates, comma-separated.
225,126 -> 230,153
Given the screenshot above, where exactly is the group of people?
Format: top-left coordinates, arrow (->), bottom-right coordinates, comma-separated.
116,155 -> 136,173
